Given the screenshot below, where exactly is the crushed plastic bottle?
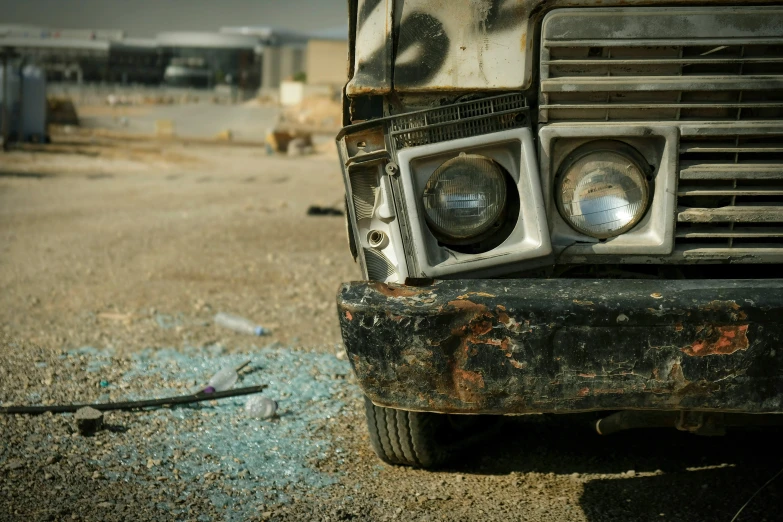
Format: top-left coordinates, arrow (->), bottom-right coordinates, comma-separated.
205,366 -> 239,393
245,396 -> 278,419
202,361 -> 250,394
214,312 -> 269,336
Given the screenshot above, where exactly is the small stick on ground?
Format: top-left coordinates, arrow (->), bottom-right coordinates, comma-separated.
730,464 -> 783,522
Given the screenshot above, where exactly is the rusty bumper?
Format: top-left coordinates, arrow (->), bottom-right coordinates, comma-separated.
337,279 -> 783,414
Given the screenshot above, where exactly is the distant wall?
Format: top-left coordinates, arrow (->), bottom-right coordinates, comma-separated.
306,39 -> 348,87
261,45 -> 305,90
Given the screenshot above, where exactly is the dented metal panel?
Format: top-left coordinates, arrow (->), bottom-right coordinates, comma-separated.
346,0 -> 395,96
392,0 -> 528,92
346,0 -> 783,96
337,278 -> 783,414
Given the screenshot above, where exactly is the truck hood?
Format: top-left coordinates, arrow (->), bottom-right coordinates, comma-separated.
346,0 -> 782,96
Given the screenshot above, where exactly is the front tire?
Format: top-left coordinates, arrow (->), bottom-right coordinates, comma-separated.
364,397 -> 450,468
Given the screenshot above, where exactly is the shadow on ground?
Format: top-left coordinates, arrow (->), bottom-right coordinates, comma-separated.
450,415 -> 783,522
0,171 -> 52,179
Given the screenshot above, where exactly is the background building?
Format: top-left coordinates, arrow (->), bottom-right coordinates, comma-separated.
0,23 -> 348,96
306,38 -> 348,89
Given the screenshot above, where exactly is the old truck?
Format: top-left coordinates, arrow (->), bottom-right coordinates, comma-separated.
335,0 -> 783,467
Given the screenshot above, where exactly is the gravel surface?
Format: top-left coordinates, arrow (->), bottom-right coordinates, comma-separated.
1,132 -> 782,521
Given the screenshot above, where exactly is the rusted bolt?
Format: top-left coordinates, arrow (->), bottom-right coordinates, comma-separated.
385,162 -> 399,176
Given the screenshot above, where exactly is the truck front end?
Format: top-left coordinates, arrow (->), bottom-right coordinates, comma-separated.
336,0 -> 783,467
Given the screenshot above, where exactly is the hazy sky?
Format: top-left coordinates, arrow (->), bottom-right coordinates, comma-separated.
0,0 -> 348,36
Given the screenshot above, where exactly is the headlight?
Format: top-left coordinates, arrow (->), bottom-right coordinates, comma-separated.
556,142 -> 650,239
422,153 -> 507,243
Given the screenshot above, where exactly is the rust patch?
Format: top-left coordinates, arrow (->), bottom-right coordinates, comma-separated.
456,292 -> 496,300
345,311 -> 353,321
474,338 -> 502,346
594,388 -> 625,395
498,312 -> 511,325
500,338 -> 510,356
683,325 -> 750,357
674,323 -> 683,332
496,304 -> 506,311
578,372 -> 596,378
577,387 -> 590,397
509,359 -> 527,370
447,299 -> 489,313
470,320 -> 493,336
371,282 -> 424,298
454,368 -> 484,389
703,300 -> 741,312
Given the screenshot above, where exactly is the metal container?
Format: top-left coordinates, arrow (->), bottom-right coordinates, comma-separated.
21,65 -> 47,141
0,64 -> 47,142
0,65 -> 22,139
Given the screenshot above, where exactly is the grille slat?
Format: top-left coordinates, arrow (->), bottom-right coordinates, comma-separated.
541,38 -> 783,123
676,132 -> 783,252
544,57 -> 783,66
678,186 -> 783,197
680,144 -> 783,154
679,165 -> 783,180
678,206 -> 783,223
676,227 -> 783,239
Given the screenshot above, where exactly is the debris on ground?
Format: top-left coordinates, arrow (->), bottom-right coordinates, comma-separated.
287,136 -> 314,157
215,129 -> 233,141
47,97 -> 80,125
214,313 -> 270,336
0,341 -> 360,520
265,129 -> 313,155
204,360 -> 250,393
307,205 -> 344,216
75,406 -> 103,436
245,395 -> 278,419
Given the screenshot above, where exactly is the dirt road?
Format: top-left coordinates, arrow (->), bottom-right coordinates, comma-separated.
1,135 -> 781,521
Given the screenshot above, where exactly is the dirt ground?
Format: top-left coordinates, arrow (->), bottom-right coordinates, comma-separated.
1,132 -> 782,522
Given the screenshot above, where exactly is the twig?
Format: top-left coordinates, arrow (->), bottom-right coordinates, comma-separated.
0,385 -> 267,415
729,464 -> 783,522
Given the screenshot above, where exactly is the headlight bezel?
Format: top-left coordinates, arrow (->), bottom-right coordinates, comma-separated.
539,127 -> 679,259
555,140 -> 653,240
396,128 -> 553,277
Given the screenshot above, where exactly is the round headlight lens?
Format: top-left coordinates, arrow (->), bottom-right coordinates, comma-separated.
557,146 -> 650,239
422,154 -> 507,241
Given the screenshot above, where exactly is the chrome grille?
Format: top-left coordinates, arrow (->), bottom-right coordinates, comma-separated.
540,9 -> 783,123
389,94 -> 528,149
675,128 -> 783,258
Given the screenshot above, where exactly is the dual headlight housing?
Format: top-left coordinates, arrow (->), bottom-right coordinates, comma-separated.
421,141 -> 651,247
